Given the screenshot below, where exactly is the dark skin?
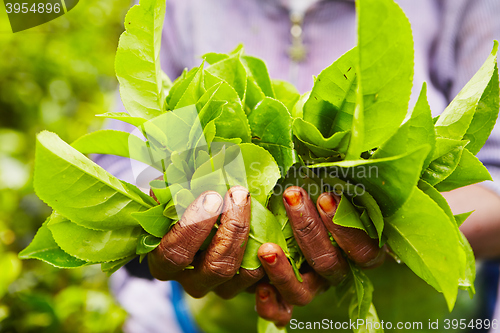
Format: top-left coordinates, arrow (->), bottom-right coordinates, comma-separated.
255,186 -> 385,327
149,185 -> 385,327
148,186 -> 265,299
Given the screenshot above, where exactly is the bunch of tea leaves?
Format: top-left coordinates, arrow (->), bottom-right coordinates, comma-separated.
19,0 -> 499,331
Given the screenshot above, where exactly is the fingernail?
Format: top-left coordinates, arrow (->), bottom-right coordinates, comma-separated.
231,189 -> 249,206
319,194 -> 338,214
261,253 -> 277,265
258,288 -> 270,302
284,189 -> 302,207
203,193 -> 222,214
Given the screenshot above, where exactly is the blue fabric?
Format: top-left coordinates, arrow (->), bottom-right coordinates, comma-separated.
470,262 -> 499,332
171,281 -> 202,333
484,262 -> 500,320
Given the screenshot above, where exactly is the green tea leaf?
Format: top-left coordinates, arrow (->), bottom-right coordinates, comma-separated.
136,233 -> 161,255
454,212 -> 474,227
352,189 -> 384,244
204,72 -> 252,143
101,255 -> 136,275
272,79 -> 299,113
238,143 -> 281,205
121,180 -> 159,207
372,83 -> 435,170
95,112 -> 147,127
131,204 -> 173,238
207,55 -> 248,101
356,0 -> 414,151
370,122 -> 410,160
349,301 -> 383,333
248,97 -> 294,176
146,105 -> 200,154
190,145 -> 234,198
333,275 -> 355,307
242,56 -> 275,98
407,84 -> 436,169
418,179 -> 472,296
350,262 -> 374,319
202,52 -> 228,65
434,148 -> 492,192
149,179 -> 172,204
175,62 -> 206,109
239,52 -> 274,112
385,187 -> 463,311
358,210 -> 378,239
48,213 -> 142,262
463,64 -> 499,154
333,195 -> 369,234
435,41 -> 498,146
241,198 -> 288,270
268,191 -> 291,238
170,188 -> 196,218
163,202 -> 179,220
34,131 -> 153,230
115,0 -> 166,119
303,48 -> 358,137
245,78 -> 265,112
196,83 -> 227,128
191,143 -> 280,205
167,67 -> 200,109
291,92 -> 309,119
311,146 -> 430,217
19,219 -> 88,269
421,143 -> 466,186
458,231 -> 476,298
430,137 -> 465,159
293,118 -> 350,157
345,80 -> 364,160
418,180 -> 455,223
433,207 -> 476,298
71,130 -> 158,170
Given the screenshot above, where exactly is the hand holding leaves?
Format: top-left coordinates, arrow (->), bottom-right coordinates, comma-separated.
148,186 -> 266,299
255,187 -> 385,327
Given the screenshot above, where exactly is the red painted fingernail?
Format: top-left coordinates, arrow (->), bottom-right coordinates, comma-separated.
262,253 -> 277,264
319,194 -> 338,214
284,190 -> 302,207
258,288 -> 270,301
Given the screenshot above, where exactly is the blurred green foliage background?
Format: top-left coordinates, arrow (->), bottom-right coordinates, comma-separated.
0,1 -> 133,332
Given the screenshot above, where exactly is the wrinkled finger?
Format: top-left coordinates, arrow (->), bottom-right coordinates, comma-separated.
256,283 -> 294,328
200,186 -> 252,285
317,193 -> 385,269
214,267 -> 265,300
258,243 -> 328,306
149,191 -> 223,280
283,187 -> 349,284
180,186 -> 252,297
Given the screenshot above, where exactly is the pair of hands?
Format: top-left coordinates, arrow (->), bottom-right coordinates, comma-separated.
148,185 -> 385,327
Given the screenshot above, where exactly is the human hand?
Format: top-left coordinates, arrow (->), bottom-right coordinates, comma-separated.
148,185 -> 264,299
255,186 -> 385,327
